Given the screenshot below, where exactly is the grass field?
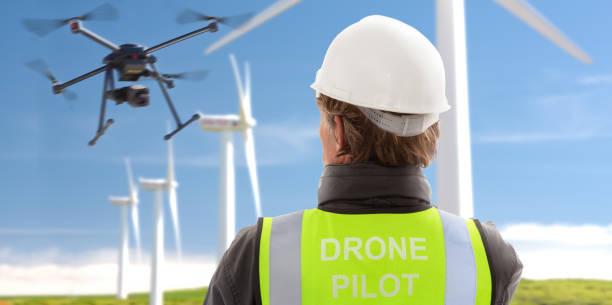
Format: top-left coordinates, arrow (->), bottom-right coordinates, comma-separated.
511,279 -> 612,305
2,279 -> 612,305
0,288 -> 208,305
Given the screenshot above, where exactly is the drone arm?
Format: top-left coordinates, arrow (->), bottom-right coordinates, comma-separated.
145,24 -> 216,54
76,26 -> 119,51
54,65 -> 108,94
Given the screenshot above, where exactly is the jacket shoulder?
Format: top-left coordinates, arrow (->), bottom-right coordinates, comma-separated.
473,219 -> 523,305
203,220 -> 263,305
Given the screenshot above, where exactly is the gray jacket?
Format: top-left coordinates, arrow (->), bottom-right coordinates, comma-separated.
203,162 -> 522,305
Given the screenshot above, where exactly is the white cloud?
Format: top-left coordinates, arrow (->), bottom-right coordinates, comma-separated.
579,74 -> 612,85
255,121 -> 319,152
0,248 -> 216,296
502,223 -> 612,246
534,92 -> 593,105
500,223 -> 612,280
476,83 -> 612,144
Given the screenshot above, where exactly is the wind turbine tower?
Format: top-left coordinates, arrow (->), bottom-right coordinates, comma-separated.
139,137 -> 182,305
108,157 -> 141,300
200,54 -> 262,261
435,0 -> 591,217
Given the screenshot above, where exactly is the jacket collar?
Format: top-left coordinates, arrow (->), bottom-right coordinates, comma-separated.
317,162 -> 432,212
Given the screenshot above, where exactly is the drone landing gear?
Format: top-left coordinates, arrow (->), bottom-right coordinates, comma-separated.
164,114 -> 200,140
89,119 -> 114,146
150,62 -> 200,141
89,67 -> 115,146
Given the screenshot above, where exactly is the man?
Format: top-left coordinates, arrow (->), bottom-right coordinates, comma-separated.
203,15 -> 522,305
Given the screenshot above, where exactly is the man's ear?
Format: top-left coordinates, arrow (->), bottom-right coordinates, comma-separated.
333,115 -> 346,153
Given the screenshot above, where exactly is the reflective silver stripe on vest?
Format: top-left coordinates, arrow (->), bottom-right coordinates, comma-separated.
439,209 -> 477,305
269,210 -> 304,305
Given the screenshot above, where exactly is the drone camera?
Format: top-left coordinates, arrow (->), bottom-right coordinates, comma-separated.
107,85 -> 150,108
125,85 -> 149,107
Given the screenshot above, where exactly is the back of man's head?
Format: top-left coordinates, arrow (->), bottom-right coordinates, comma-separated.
312,15 -> 449,167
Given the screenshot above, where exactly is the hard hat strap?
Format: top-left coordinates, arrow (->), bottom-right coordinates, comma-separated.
358,106 -> 438,137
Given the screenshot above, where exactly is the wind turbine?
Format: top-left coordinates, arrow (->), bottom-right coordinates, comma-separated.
138,136 -> 182,305
435,0 -> 592,217
199,54 -> 262,261
108,158 -> 141,300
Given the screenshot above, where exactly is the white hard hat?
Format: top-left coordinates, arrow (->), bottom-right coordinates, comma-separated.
311,15 -> 450,136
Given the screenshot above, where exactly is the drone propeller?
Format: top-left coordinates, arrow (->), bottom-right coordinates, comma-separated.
80,3 -> 119,22
25,59 -> 77,101
22,19 -> 66,37
176,9 -> 253,28
22,3 -> 119,37
161,70 -> 209,81
25,59 -> 57,83
62,90 -> 78,101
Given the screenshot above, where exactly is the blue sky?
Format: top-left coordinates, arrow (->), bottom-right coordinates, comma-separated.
1,0 -> 612,286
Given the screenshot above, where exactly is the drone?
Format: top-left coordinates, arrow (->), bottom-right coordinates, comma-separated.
23,3 -> 253,146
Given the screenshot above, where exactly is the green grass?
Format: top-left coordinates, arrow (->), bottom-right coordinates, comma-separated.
512,279 -> 612,305
2,279 -> 612,305
0,287 -> 208,305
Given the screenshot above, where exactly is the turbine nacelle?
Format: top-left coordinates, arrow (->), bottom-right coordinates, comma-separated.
109,196 -> 133,206
139,178 -> 177,191
199,113 -> 255,131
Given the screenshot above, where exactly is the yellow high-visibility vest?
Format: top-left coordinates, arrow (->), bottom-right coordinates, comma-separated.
259,207 -> 491,305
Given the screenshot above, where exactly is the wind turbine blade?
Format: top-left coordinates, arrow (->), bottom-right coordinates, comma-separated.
167,122 -> 175,184
205,0 -> 302,54
242,128 -> 262,218
124,157 -> 142,260
125,158 -> 136,200
494,0 -> 592,64
131,204 -> 142,260
168,186 -> 182,259
229,54 -> 247,120
243,62 -> 252,119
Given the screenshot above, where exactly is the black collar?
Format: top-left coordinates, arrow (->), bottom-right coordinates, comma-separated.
317,162 -> 432,214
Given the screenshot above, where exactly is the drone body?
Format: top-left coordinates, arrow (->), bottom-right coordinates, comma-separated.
103,44 -> 149,82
